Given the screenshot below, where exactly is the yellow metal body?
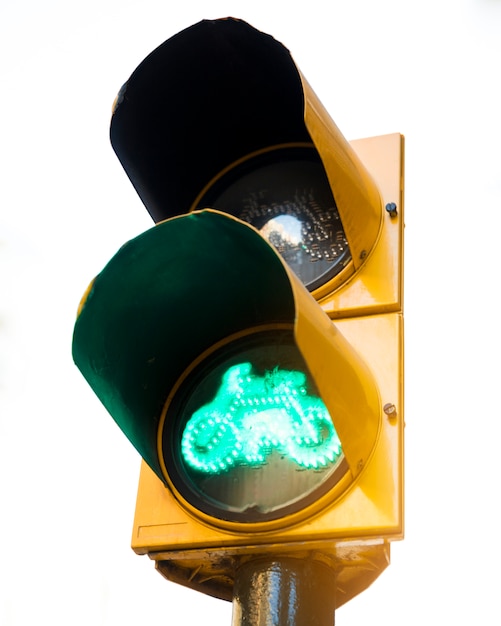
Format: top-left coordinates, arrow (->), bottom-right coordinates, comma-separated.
133,313 -> 403,547
316,132 -> 404,317
129,131 -> 404,604
132,313 -> 402,605
302,76 -> 383,278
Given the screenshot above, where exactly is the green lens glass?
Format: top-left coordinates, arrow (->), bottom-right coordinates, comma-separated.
162,329 -> 346,523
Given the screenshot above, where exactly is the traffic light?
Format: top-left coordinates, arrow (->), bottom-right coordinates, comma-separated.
73,18 -> 403,609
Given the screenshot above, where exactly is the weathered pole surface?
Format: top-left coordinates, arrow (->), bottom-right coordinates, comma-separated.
232,557 -> 337,626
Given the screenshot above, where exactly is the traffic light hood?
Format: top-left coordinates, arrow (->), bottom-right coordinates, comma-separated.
111,18 -> 308,221
72,211 -> 380,488
110,17 -> 382,271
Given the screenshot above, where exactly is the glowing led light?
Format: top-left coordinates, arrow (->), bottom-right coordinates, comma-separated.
181,363 -> 342,474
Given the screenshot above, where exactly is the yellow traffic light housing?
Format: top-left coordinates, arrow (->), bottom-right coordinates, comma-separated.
73,18 -> 404,610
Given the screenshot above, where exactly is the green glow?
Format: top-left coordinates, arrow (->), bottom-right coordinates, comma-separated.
181,363 -> 342,474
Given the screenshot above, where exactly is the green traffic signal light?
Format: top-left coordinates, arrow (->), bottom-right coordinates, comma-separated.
180,361 -> 342,474
159,328 -> 345,523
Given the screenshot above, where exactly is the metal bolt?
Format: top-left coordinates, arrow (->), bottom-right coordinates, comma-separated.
383,403 -> 397,419
359,249 -> 367,260
385,202 -> 398,217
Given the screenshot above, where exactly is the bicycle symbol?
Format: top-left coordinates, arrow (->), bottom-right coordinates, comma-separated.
181,363 -> 342,474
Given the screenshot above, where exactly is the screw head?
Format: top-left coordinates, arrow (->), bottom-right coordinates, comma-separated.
383,403 -> 397,419
385,202 -> 398,217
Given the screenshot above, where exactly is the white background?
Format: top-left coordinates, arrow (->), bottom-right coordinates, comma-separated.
1,1 -> 500,624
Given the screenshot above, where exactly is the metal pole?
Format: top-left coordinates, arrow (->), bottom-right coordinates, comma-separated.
231,556 -> 336,626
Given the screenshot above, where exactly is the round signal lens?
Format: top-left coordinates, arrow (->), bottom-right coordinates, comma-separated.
160,329 -> 347,523
195,147 -> 351,292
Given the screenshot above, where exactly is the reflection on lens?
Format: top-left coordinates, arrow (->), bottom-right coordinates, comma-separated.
196,147 -> 351,291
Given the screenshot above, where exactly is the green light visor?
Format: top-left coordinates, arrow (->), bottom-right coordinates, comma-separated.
72,210 -> 322,482
72,210 -> 380,522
